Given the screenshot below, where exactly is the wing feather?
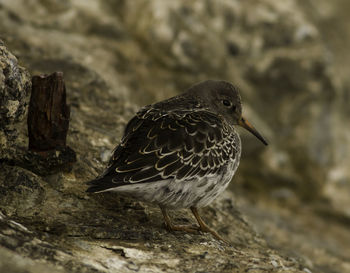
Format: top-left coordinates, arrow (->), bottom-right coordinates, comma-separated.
86,106 -> 238,192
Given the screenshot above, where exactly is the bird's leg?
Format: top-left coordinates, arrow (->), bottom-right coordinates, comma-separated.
160,206 -> 199,233
190,207 -> 228,243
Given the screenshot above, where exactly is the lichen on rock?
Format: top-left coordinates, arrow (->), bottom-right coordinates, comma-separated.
0,40 -> 31,159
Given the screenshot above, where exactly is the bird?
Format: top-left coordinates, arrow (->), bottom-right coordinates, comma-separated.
86,80 -> 268,242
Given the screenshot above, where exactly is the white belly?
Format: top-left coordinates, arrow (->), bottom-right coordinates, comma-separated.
110,157 -> 240,209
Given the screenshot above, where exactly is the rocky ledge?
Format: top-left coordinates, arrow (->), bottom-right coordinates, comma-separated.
1,1 -> 350,272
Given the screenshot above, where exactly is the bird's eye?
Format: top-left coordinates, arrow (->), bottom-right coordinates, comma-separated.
222,100 -> 231,107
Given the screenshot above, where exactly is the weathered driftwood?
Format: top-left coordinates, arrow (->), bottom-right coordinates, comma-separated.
23,72 -> 76,175
28,72 -> 70,151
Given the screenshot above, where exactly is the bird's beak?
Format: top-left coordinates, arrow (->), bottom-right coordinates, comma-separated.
238,116 -> 268,146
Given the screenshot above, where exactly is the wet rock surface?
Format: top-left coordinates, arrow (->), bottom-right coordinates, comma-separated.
0,0 -> 349,272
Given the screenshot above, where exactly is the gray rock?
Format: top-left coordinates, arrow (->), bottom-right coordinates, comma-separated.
0,0 -> 349,272
0,40 -> 31,159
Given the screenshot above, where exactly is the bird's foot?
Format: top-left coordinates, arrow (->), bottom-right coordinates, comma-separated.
164,223 -> 200,233
198,224 -> 228,243
190,207 -> 229,244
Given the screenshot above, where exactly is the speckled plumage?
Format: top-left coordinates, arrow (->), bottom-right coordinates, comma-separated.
87,80 -> 267,242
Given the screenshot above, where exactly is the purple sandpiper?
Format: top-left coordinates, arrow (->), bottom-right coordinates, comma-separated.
87,80 -> 268,242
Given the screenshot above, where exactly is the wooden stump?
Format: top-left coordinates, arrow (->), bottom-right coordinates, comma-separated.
28,72 -> 70,151
23,72 -> 76,175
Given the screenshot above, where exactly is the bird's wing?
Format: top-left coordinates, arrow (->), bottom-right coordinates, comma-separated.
86,107 -> 238,192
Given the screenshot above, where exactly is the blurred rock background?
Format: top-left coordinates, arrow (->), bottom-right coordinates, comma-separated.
0,0 -> 349,272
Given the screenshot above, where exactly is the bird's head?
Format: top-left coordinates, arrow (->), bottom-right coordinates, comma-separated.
188,80 -> 268,146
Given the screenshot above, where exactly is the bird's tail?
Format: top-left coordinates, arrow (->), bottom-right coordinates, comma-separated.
85,177 -> 114,193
